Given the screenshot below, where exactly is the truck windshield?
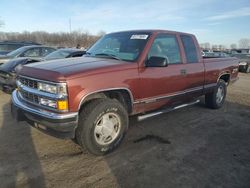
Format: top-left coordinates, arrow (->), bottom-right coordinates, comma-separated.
86,32 -> 151,62
7,46 -> 29,57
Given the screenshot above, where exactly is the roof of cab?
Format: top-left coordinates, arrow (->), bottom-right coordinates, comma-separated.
108,29 -> 194,36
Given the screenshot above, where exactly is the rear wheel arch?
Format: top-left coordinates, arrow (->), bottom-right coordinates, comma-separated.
217,73 -> 230,85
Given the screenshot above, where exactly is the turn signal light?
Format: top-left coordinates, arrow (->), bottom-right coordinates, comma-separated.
57,100 -> 68,111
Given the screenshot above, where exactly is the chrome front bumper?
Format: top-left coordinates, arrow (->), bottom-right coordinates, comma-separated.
11,90 -> 78,138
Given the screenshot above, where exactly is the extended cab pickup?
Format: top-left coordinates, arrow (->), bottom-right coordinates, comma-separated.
11,30 -> 239,155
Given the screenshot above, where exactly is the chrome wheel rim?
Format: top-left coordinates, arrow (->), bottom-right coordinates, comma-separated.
94,112 -> 121,146
216,86 -> 224,104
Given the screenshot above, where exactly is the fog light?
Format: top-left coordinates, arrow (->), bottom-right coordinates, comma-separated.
39,98 -> 57,108
57,100 -> 68,111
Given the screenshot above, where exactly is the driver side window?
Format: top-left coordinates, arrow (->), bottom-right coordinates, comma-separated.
22,48 -> 40,57
148,34 -> 181,64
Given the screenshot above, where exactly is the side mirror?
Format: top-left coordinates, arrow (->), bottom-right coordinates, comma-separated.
146,56 -> 169,67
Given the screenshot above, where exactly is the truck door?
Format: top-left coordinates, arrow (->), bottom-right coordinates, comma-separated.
180,35 -> 205,97
138,33 -> 187,110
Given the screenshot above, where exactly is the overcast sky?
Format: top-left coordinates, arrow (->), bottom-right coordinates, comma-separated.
0,0 -> 250,47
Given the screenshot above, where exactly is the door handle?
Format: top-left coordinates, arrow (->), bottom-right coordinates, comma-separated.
180,69 -> 187,75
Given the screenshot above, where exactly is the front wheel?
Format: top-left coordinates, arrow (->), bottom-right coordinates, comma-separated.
242,65 -> 248,73
205,79 -> 227,109
76,99 -> 128,155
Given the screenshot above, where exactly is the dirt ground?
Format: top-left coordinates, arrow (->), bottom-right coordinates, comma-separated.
0,73 -> 250,188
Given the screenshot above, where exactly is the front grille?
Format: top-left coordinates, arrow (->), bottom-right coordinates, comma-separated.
19,76 -> 38,89
19,89 -> 39,104
16,75 -> 65,112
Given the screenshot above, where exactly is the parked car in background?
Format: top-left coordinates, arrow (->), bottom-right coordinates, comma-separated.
203,51 -> 230,58
44,48 -> 86,60
231,53 -> 250,73
0,58 -> 39,92
0,45 -> 56,65
0,41 -> 41,55
0,48 -> 86,92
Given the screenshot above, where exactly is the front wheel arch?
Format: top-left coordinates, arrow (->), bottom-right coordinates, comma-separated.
75,98 -> 129,155
78,89 -> 134,113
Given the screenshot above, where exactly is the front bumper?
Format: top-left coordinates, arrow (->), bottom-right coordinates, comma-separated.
11,90 -> 78,139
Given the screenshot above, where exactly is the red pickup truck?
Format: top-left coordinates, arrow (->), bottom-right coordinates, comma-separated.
12,30 -> 239,155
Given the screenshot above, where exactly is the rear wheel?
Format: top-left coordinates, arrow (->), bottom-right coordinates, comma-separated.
243,65 -> 248,73
246,65 -> 250,73
205,79 -> 227,109
239,64 -> 249,73
76,99 -> 128,155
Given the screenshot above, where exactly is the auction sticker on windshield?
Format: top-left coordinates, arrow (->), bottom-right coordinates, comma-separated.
130,35 -> 148,40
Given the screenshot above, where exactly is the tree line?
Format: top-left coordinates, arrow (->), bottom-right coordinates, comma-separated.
0,30 -> 104,49
1,29 -> 249,51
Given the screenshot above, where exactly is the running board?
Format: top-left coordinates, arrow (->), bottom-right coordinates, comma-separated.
137,100 -> 200,121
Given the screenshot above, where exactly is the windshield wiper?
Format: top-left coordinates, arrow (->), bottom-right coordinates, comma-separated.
94,53 -> 122,61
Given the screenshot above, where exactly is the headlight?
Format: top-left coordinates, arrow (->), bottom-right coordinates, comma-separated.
38,83 -> 57,94
38,82 -> 67,96
57,84 -> 67,96
37,82 -> 68,111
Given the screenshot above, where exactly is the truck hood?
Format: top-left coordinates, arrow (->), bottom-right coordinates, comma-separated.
18,56 -> 131,81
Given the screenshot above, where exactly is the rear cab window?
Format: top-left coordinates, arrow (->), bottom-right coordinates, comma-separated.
180,35 -> 198,63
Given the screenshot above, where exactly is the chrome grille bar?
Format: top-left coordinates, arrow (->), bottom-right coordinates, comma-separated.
19,76 -> 38,89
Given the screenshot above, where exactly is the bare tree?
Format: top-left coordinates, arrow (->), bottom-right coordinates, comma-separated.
230,43 -> 237,49
239,38 -> 250,49
212,44 -> 218,50
218,44 -> 225,50
204,42 -> 210,49
97,30 -> 106,37
199,43 -> 211,50
0,30 -> 101,48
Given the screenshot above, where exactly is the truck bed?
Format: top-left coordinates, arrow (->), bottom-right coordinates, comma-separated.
203,57 -> 239,85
